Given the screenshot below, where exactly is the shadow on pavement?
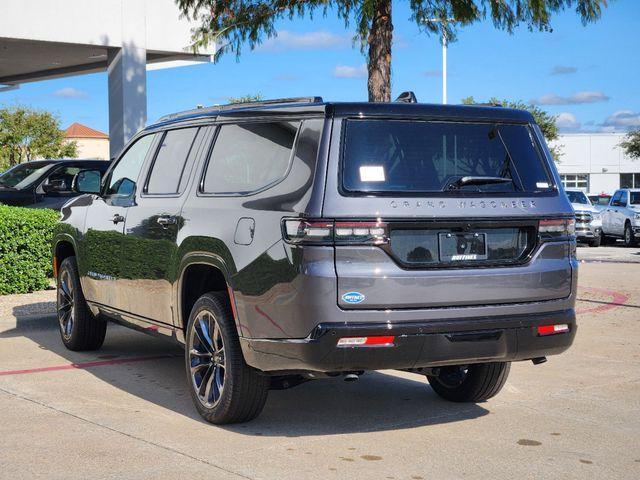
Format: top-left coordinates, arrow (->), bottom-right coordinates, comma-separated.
1,306 -> 489,436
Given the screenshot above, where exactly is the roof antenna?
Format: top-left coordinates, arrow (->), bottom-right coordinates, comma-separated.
395,91 -> 417,103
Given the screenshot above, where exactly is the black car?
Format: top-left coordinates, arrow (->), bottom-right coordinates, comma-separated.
53,96 -> 577,424
0,159 -> 110,210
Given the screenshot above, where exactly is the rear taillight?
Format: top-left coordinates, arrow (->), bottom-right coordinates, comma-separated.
337,336 -> 395,347
283,220 -> 334,244
537,324 -> 570,336
282,219 -> 388,245
539,218 -> 575,240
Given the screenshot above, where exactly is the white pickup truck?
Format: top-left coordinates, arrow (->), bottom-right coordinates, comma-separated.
566,189 -> 603,247
600,189 -> 640,247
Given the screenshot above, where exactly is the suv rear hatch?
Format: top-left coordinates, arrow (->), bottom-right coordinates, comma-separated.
321,117 -> 574,309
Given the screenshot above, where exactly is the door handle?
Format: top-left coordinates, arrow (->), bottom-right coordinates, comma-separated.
112,214 -> 125,224
156,215 -> 177,227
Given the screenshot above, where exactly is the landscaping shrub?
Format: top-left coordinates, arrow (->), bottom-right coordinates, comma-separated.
0,205 -> 58,294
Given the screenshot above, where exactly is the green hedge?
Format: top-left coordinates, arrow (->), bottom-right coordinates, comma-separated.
0,205 -> 58,294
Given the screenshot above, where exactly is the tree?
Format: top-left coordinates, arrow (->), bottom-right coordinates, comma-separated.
227,93 -> 263,104
0,106 -> 77,170
462,96 -> 561,161
619,130 -> 640,159
176,0 -> 606,102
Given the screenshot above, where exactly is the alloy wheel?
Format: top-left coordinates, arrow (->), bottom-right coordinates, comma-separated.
189,310 -> 226,408
435,365 -> 469,388
57,269 -> 75,340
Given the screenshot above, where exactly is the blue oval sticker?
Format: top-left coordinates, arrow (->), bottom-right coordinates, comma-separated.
342,292 -> 365,304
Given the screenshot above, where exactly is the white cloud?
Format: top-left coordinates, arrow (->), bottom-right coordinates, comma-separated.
53,87 -> 89,99
602,110 -> 640,129
556,112 -> 581,131
531,91 -> 609,105
258,31 -> 349,51
333,64 -> 367,79
550,65 -> 577,75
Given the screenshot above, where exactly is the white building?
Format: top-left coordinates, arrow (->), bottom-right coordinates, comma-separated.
550,133 -> 640,195
0,0 -> 214,158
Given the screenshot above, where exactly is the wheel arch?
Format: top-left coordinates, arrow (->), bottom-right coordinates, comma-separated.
177,253 -> 241,337
52,234 -> 78,279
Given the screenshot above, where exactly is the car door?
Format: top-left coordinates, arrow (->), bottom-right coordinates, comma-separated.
613,190 -> 628,235
35,164 -> 82,210
81,134 -> 158,311
603,191 -> 621,234
120,126 -> 210,325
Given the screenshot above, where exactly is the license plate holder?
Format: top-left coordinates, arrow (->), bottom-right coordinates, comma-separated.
438,232 -> 488,262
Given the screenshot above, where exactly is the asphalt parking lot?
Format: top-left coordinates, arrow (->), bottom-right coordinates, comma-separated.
1,247 -> 639,480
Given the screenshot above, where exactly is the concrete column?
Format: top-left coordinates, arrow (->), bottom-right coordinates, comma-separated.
107,0 -> 147,158
107,46 -> 147,158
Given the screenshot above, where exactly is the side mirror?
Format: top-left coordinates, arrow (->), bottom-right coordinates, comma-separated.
72,169 -> 102,194
42,178 -> 68,194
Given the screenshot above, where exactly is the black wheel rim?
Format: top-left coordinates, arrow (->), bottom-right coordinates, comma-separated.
189,310 -> 225,408
57,269 -> 74,340
435,366 -> 469,388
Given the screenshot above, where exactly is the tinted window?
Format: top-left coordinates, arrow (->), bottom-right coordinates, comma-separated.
146,128 -> 199,194
106,134 -> 155,197
631,192 -> 640,205
203,122 -> 299,194
0,162 -> 54,188
618,191 -> 628,206
342,120 -> 552,194
611,191 -> 622,205
46,166 -> 82,192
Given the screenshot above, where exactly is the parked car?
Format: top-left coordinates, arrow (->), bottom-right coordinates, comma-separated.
601,188 -> 640,247
53,96 -> 578,424
565,189 -> 602,247
588,192 -> 612,210
0,159 -> 110,210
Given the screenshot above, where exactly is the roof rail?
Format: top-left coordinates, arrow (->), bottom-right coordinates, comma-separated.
158,96 -> 324,122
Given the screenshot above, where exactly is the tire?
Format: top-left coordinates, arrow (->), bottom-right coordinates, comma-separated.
589,236 -> 601,247
623,223 -> 637,247
57,256 -> 107,351
185,292 -> 269,424
600,230 -> 612,245
427,362 -> 511,403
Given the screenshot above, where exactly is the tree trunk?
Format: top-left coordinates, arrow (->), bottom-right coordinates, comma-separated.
367,0 -> 393,102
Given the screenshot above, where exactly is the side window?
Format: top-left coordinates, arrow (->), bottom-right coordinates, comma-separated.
619,191 -> 628,207
202,122 -> 299,194
46,166 -> 81,192
145,127 -> 199,195
106,134 -> 156,197
611,191 -> 622,206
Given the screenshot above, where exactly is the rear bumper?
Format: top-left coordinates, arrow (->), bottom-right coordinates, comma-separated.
240,309 -> 576,373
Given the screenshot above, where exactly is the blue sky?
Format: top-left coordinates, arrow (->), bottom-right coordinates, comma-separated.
2,0 -> 639,135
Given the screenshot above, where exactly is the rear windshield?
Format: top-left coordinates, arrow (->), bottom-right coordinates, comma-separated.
341,120 -> 553,195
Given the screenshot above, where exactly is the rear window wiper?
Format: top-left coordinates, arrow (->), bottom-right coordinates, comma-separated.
445,176 -> 513,191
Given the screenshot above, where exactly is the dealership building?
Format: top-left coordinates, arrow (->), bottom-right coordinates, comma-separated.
551,133 -> 639,195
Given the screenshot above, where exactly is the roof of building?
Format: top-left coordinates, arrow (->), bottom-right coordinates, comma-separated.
64,123 -> 109,139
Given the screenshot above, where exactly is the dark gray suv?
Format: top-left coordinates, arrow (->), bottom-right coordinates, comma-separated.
53,97 -> 578,424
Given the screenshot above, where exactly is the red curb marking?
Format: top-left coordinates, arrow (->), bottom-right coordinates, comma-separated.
0,354 -> 178,377
576,286 -> 630,315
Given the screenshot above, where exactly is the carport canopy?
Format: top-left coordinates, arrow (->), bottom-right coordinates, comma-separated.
0,0 -> 215,157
